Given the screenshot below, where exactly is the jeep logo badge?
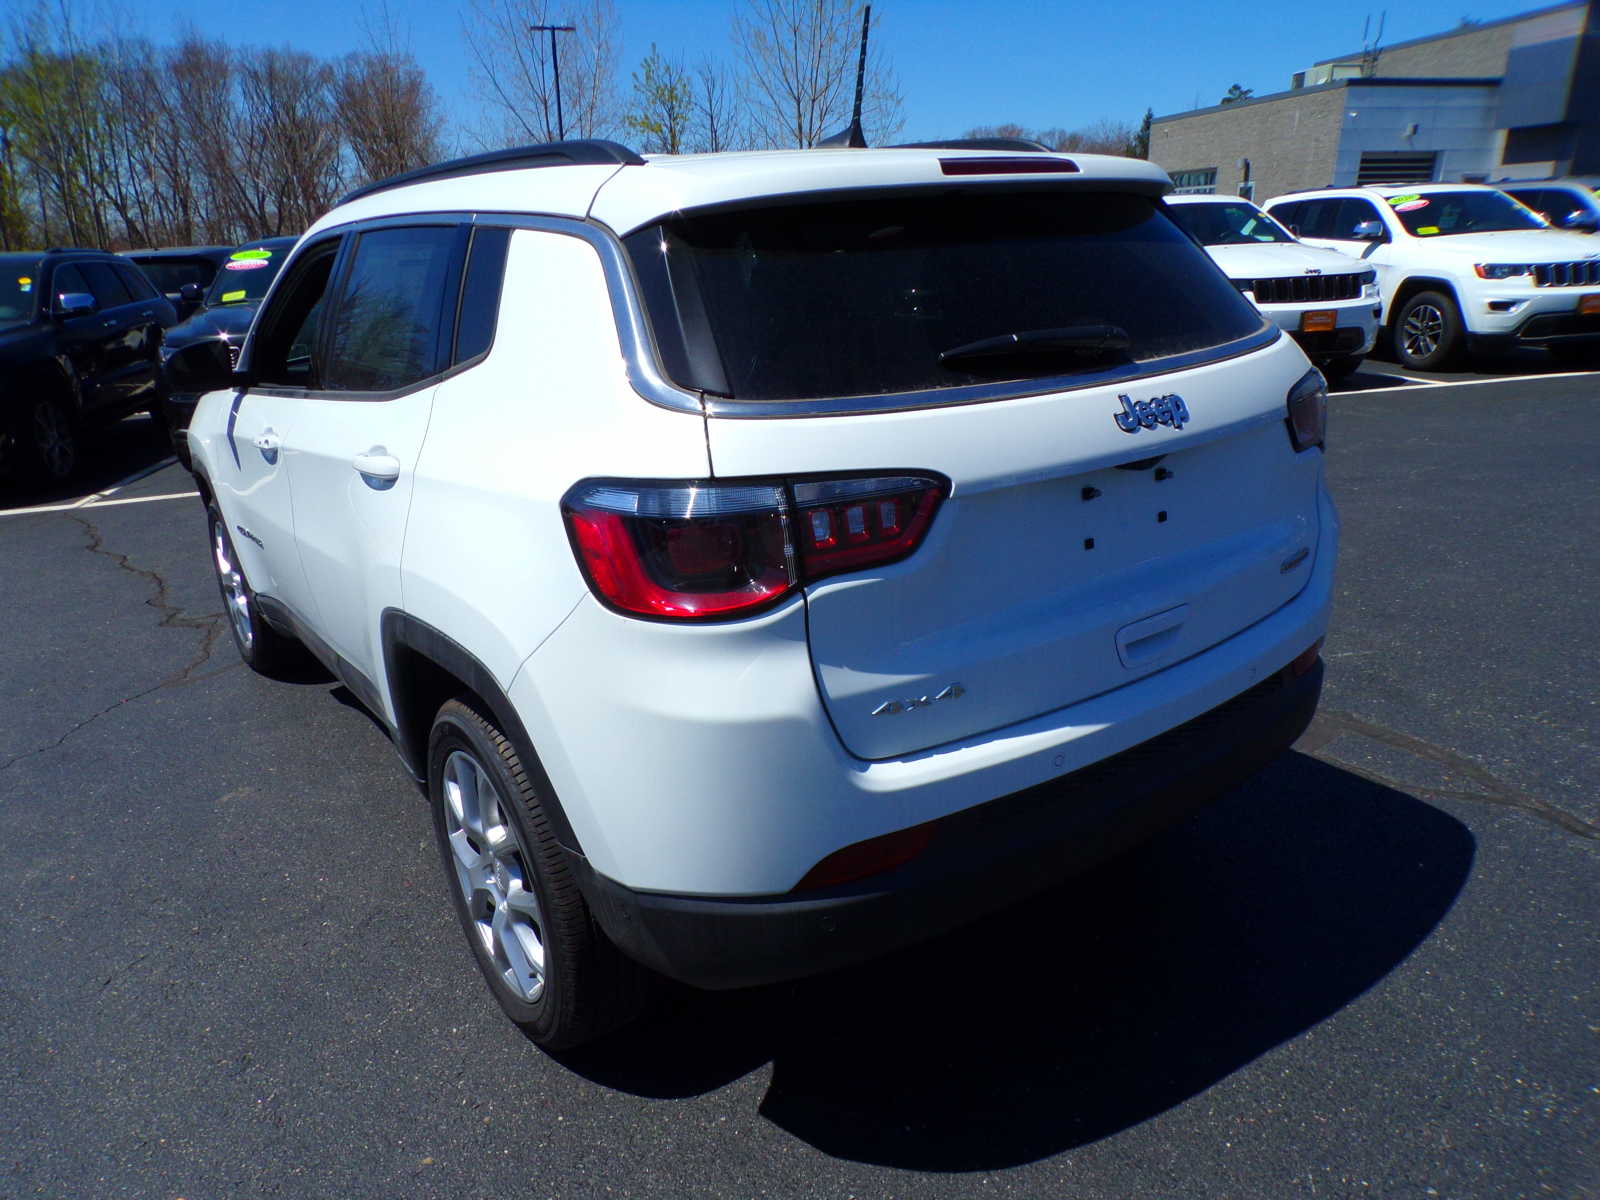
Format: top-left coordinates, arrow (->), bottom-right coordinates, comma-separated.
1114,393 -> 1190,434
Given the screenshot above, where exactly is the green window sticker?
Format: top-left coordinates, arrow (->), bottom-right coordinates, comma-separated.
230,248 -> 272,261
221,289 -> 247,302
1416,225 -> 1440,235
1387,193 -> 1421,207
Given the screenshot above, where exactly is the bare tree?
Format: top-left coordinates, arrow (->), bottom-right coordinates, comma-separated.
965,120 -> 1138,158
690,57 -> 747,153
731,0 -> 903,148
463,0 -> 621,145
335,50 -> 444,183
235,49 -> 343,236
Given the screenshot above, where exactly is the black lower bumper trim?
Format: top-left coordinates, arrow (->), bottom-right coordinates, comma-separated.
575,660 -> 1325,990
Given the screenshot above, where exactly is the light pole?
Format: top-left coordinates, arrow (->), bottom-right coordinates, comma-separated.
530,23 -> 576,140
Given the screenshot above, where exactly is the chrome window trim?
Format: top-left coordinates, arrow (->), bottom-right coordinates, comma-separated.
295,207 -> 1284,421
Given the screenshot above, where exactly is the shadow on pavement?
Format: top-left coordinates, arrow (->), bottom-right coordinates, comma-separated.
0,413 -> 175,510
568,752 -> 1474,1170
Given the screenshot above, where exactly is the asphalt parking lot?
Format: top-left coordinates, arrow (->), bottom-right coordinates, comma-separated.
2,357 -> 1596,1198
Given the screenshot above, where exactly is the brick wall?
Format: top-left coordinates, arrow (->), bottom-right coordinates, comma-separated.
1150,88 -> 1346,202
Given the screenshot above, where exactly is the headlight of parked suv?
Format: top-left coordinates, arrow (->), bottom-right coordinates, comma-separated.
1359,268 -> 1379,298
1473,263 -> 1534,280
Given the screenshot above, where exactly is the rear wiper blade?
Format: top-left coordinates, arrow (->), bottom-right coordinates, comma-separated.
938,324 -> 1131,368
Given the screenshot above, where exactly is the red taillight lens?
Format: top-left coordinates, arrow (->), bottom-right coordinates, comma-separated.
562,475 -> 946,621
1286,368 -> 1328,452
791,476 -> 944,582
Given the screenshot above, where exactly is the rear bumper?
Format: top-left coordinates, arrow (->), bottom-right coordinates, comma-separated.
578,657 -> 1324,990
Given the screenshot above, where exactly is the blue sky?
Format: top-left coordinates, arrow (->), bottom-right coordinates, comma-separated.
123,0 -> 1547,144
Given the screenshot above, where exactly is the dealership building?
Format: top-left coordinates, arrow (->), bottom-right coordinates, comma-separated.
1149,0 -> 1600,201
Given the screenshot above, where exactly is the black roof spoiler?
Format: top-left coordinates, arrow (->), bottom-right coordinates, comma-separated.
340,139 -> 646,206
889,138 -> 1054,153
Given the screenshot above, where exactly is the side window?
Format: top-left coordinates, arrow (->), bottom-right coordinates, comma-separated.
1294,200 -> 1337,239
323,225 -> 463,393
1270,201 -> 1303,234
80,261 -> 134,308
453,226 -> 510,365
252,241 -> 341,389
113,262 -> 160,301
1338,198 -> 1385,237
52,263 -> 92,307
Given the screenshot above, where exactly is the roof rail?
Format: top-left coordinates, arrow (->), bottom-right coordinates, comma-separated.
889,137 -> 1054,153
42,246 -> 102,255
339,139 -> 646,206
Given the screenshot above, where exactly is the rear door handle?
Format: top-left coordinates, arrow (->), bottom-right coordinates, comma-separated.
253,431 -> 280,451
352,450 -> 401,483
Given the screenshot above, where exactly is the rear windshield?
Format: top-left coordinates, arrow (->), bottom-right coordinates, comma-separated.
0,254 -> 42,331
626,189 -> 1266,402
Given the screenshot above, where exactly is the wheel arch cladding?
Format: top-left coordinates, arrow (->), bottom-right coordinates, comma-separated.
380,609 -> 585,855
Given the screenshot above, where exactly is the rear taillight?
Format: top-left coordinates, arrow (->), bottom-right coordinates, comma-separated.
562,474 -> 946,621
1286,368 -> 1328,452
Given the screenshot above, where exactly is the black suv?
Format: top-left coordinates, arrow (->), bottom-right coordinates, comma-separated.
0,248 -> 178,483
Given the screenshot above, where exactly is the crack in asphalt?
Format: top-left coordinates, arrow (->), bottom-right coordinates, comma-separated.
0,515 -> 230,776
1300,707 -> 1600,842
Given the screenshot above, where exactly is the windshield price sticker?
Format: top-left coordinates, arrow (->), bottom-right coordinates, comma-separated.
221,289 -> 247,302
225,259 -> 268,271
230,248 -> 272,261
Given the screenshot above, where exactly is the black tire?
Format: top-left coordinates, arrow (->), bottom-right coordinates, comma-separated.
21,396 -> 79,484
206,503 -> 307,677
1318,354 -> 1363,384
428,698 -> 649,1049
1393,290 -> 1465,371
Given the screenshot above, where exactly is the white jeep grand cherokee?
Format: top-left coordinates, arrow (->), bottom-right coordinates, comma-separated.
1265,183 -> 1600,370
173,140 -> 1337,1048
1166,193 -> 1380,381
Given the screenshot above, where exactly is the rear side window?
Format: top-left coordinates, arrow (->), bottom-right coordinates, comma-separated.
625,189 -> 1264,402
323,225 -> 464,393
453,226 -> 510,364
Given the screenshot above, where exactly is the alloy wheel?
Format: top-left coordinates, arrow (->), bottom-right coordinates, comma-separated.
211,519 -> 254,653
31,402 -> 74,479
1401,304 -> 1444,360
441,748 -> 547,1003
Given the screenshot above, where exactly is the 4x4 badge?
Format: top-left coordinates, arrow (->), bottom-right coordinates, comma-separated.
1114,393 -> 1189,434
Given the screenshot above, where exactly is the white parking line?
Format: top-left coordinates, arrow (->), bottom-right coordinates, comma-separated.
0,456 -> 182,518
1341,369 -> 1599,397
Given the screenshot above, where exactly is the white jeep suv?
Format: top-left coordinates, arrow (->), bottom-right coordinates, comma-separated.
173,140 -> 1337,1048
1265,183 -> 1600,370
1166,194 -> 1381,381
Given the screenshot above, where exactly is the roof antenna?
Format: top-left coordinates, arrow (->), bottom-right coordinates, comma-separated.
818,5 -> 870,148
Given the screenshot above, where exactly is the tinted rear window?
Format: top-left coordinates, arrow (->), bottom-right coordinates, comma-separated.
626,189 -> 1264,402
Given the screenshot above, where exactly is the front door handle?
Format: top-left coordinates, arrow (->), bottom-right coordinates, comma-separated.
253,429 -> 280,465
352,450 -> 402,484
